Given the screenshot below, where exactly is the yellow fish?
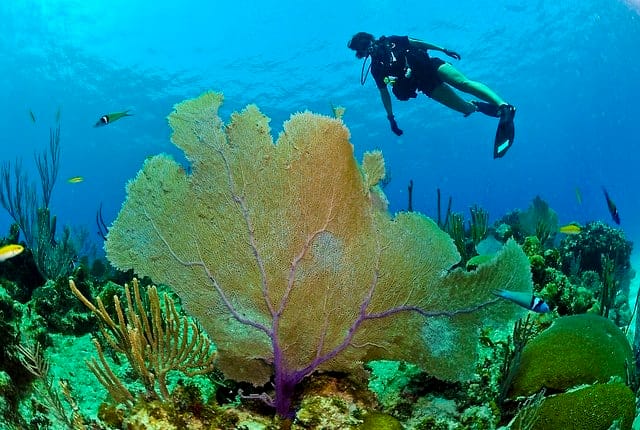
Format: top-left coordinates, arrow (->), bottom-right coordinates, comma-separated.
559,223 -> 581,235
67,176 -> 84,184
0,244 -> 24,262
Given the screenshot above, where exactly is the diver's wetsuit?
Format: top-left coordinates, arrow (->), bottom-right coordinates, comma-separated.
370,35 -> 446,99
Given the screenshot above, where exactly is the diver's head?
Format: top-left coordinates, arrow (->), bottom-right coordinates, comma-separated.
348,32 -> 375,59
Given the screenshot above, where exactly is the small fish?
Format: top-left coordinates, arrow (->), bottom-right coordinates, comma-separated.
55,106 -> 62,123
94,110 -> 133,127
575,187 -> 582,205
67,176 -> 84,184
29,109 -> 36,123
493,289 -> 550,313
0,244 -> 25,262
602,187 -> 620,224
559,223 -> 581,235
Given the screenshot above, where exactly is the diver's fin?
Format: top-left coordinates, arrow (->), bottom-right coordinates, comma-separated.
494,104 -> 516,158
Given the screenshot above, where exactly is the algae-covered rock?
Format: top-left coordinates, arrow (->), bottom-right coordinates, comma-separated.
359,411 -> 403,430
508,314 -> 633,398
512,382 -> 635,430
294,395 -> 363,429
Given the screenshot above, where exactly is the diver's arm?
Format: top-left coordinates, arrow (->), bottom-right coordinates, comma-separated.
379,87 -> 403,136
409,37 -> 461,60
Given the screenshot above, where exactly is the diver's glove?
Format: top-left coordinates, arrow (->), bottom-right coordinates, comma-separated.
443,49 -> 461,60
388,114 -> 403,136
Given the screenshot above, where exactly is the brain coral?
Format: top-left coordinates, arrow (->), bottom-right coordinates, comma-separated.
507,313 -> 634,398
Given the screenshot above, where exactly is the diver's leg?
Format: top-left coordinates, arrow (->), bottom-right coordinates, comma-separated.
437,63 -> 506,106
429,83 -> 477,115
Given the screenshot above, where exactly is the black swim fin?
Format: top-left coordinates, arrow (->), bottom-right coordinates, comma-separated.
494,105 -> 516,158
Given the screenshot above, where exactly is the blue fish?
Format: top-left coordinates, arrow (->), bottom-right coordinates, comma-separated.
493,289 -> 550,313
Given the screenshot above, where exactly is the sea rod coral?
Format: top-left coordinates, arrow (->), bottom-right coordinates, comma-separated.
105,91 -> 531,418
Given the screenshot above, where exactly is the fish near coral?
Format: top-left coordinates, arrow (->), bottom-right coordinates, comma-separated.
493,289 -> 550,313
559,223 -> 581,235
0,244 -> 24,262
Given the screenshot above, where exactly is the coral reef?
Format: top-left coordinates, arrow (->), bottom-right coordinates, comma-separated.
0,284 -> 32,427
518,219 -> 634,328
30,277 -> 95,335
3,99 -> 637,430
98,382 -> 266,430
105,91 -> 532,418
560,221 -> 632,275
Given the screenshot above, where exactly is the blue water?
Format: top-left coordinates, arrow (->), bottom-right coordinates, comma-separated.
1,0 -> 639,254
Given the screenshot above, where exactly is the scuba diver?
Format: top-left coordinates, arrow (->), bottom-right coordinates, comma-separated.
347,32 -> 516,158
